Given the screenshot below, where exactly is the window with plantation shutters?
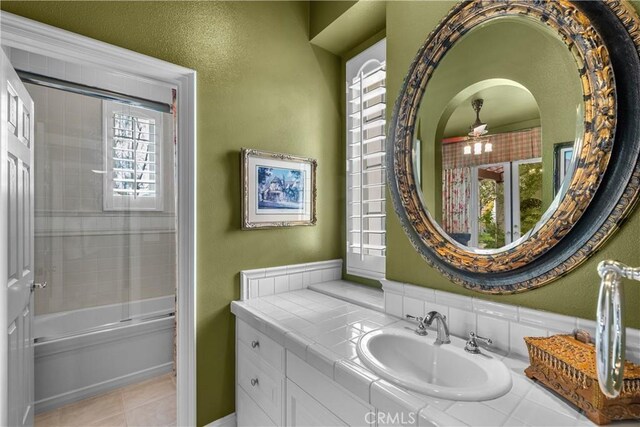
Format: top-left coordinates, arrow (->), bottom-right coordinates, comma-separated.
346,39 -> 386,279
103,100 -> 164,211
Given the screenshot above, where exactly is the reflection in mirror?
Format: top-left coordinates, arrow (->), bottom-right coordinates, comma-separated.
415,18 -> 583,250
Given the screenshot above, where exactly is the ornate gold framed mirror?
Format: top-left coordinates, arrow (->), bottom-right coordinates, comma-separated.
388,0 -> 640,293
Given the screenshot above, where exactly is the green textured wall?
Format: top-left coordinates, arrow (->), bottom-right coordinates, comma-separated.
386,1 -> 640,329
0,1 -> 342,425
309,0 -> 385,55
309,0 -> 358,40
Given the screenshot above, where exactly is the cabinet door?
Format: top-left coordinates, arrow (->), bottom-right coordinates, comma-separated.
286,380 -> 347,427
237,386 -> 276,427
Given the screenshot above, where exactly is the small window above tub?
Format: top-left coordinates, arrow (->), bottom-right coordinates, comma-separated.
103,101 -> 163,211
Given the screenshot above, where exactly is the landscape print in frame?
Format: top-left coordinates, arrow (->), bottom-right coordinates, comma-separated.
242,148 -> 317,229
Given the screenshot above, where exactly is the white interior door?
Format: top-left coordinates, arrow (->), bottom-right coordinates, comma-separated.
1,49 -> 35,427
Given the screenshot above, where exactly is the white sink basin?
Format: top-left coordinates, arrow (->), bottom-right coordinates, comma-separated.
356,326 -> 512,401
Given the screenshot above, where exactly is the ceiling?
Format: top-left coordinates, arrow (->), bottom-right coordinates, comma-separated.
443,84 -> 540,138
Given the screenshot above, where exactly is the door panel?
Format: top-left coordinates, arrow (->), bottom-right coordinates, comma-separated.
286,380 -> 346,427
8,154 -> 18,282
22,165 -> 30,272
2,49 -> 34,427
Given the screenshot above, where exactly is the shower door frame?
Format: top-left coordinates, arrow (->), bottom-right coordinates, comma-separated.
0,12 -> 197,426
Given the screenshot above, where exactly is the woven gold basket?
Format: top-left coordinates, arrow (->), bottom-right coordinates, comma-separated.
524,334 -> 640,425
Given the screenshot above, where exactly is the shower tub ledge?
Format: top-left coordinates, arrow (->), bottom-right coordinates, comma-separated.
34,296 -> 175,413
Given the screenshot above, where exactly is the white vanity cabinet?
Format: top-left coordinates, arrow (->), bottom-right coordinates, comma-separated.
236,320 -> 285,426
236,319 -> 375,427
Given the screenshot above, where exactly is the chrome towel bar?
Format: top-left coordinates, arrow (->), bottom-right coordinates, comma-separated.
596,260 -> 640,398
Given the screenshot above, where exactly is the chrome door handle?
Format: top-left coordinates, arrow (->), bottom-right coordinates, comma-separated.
32,281 -> 47,290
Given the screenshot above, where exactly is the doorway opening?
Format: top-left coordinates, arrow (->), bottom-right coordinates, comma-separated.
1,12 -> 196,427
471,158 -> 543,249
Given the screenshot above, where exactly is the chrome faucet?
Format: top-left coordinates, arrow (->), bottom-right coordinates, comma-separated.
595,260 -> 640,398
464,332 -> 492,354
424,311 -> 451,344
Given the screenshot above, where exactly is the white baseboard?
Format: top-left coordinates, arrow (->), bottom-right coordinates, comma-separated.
206,412 -> 236,427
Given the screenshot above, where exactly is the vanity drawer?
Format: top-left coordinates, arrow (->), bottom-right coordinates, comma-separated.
237,385 -> 276,427
237,340 -> 284,425
237,319 -> 284,372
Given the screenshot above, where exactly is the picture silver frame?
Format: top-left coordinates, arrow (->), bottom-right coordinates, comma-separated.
241,148 -> 317,229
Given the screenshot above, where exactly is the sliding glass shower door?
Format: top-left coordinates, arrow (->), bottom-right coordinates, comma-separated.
27,81 -> 177,341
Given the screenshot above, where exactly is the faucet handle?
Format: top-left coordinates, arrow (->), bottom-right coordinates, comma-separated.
470,331 -> 492,345
405,314 -> 428,336
465,332 -> 492,354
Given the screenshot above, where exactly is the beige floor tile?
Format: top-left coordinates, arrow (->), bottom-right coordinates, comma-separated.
35,409 -> 61,427
87,412 -> 127,427
122,374 -> 176,411
58,390 -> 125,427
125,393 -> 176,427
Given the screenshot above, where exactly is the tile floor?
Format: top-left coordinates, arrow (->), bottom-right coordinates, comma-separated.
34,373 -> 176,427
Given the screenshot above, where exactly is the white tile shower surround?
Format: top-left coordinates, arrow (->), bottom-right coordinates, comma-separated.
233,289 -> 634,427
34,232 -> 176,315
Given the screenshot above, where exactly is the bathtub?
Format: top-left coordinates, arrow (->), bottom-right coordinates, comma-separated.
34,296 -> 175,413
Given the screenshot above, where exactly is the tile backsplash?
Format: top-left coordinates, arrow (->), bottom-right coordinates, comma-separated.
381,279 -> 640,363
240,260 -> 342,300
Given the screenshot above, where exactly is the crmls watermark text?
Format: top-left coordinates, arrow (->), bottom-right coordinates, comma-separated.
365,411 -> 417,425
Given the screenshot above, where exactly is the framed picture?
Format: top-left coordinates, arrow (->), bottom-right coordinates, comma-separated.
241,148 -> 317,229
553,142 -> 574,196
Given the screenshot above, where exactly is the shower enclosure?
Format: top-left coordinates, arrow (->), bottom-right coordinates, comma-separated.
23,76 -> 177,413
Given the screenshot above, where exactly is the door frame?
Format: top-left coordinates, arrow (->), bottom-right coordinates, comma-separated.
470,162 -> 511,247
0,12 -> 197,426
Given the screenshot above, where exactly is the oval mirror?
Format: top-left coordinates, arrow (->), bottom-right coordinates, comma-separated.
388,0 -> 640,292
415,17 -> 583,252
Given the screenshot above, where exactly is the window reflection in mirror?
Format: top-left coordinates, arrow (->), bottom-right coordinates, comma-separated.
415,17 -> 582,251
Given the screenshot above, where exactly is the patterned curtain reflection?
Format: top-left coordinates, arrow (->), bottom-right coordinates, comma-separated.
442,127 -> 541,169
442,167 -> 472,240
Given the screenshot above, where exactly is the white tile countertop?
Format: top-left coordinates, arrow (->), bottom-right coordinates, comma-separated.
231,288 -> 633,427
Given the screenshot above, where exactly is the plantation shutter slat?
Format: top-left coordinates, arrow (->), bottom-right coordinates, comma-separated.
346,40 -> 386,279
